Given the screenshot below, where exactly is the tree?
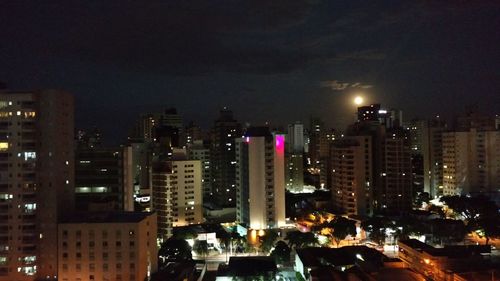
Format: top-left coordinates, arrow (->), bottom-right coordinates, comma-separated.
230,230 -> 246,253
270,241 -> 291,264
193,240 -> 209,257
414,192 -> 430,208
362,217 -> 391,245
158,238 -> 192,265
441,195 -> 500,245
285,230 -> 318,249
216,228 -> 231,251
393,216 -> 429,242
259,229 -> 279,253
328,217 -> 357,247
476,206 -> 500,245
429,219 -> 467,245
428,204 -> 446,218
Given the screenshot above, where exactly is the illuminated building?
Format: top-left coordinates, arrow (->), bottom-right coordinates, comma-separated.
286,122 -> 304,192
235,127 -> 286,229
442,128 -> 500,195
0,90 -> 74,280
357,104 -> 403,128
187,140 -> 212,198
307,118 -> 333,189
211,108 -> 242,207
346,110 -> 412,214
129,113 -> 161,142
408,118 -> 446,198
75,146 -> 134,212
330,136 -> 373,216
57,212 -> 157,281
130,141 -> 153,211
152,157 -> 203,239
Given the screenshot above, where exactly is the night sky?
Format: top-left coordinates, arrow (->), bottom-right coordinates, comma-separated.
1,1 -> 499,143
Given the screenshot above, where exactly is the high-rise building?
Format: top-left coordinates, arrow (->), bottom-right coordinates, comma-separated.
130,141 -> 153,211
57,212 -> 157,281
308,118 -> 333,189
0,90 -> 74,280
235,127 -> 286,230
286,123 -> 304,192
330,136 -> 373,216
408,118 -> 446,198
358,104 -> 403,128
185,121 -> 204,146
380,129 -> 412,212
211,108 -> 241,207
75,146 -> 134,212
187,140 -> 212,198
422,116 -> 446,198
152,158 -> 203,239
345,106 -> 412,214
129,113 -> 161,142
308,118 -> 324,167
442,128 -> 500,196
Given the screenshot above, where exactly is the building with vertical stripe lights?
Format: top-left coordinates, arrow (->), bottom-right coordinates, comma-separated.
235,127 -> 286,230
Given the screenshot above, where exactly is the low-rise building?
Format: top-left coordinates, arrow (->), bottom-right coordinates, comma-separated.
57,212 -> 157,281
398,239 -> 491,281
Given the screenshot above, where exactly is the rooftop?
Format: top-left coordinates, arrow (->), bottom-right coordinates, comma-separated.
399,239 -> 491,258
297,246 -> 387,268
217,256 -> 277,277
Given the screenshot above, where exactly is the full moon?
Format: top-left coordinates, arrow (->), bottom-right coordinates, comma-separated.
354,96 -> 364,105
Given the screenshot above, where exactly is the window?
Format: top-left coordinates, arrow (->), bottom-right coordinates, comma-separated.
103,263 -> 108,271
116,263 -> 122,270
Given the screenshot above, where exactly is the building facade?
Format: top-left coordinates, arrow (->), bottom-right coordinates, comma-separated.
0,90 -> 74,281
330,136 -> 373,216
75,146 -> 134,212
442,129 -> 500,195
57,212 -> 157,281
211,108 -> 241,207
235,127 -> 286,230
286,122 -> 304,192
152,160 -> 203,239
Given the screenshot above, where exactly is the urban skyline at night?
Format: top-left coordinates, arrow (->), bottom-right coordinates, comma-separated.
1,1 -> 499,281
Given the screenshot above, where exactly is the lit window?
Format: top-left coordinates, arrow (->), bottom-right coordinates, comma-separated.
0,142 -> 8,151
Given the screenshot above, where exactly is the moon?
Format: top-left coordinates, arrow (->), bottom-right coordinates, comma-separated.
354,96 -> 364,105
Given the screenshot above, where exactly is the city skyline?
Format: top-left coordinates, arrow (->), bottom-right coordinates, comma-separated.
1,1 -> 499,143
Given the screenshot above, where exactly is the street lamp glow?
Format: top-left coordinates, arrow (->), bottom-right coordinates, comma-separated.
354,96 -> 364,105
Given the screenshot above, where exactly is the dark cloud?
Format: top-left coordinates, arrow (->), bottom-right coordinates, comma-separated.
1,0 -> 499,143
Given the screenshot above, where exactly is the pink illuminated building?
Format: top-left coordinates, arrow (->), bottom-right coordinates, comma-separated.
235,127 -> 286,230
